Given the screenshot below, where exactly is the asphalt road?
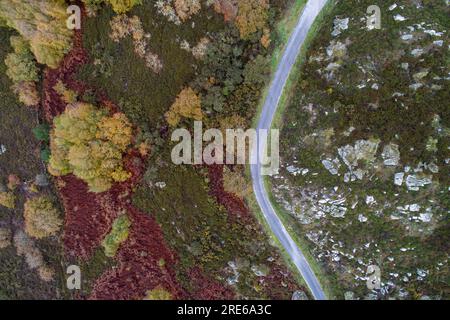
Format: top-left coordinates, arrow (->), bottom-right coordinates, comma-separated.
251,0 -> 328,300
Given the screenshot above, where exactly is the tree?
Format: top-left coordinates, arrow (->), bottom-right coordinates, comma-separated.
33,124 -> 51,143
4,36 -> 38,83
5,36 -> 40,106
49,102 -> 133,193
102,214 -> 131,257
174,0 -> 201,21
84,0 -> 142,14
108,0 -> 142,13
0,227 -> 11,249
0,0 -> 73,68
235,0 -> 269,40
24,196 -> 62,239
165,87 -> 202,126
13,81 -> 40,106
0,192 -> 15,209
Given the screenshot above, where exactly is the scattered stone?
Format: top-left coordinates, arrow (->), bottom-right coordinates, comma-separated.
419,213 -> 432,223
292,290 -> 309,300
331,17 -> 349,37
411,48 -> 424,57
394,172 -> 405,186
401,34 -> 413,41
394,14 -> 407,22
322,158 -> 341,175
409,83 -> 423,90
405,175 -> 432,191
251,264 -> 270,277
413,70 -> 429,81
366,195 -> 376,206
155,181 -> 166,189
389,4 -> 398,11
358,214 -> 368,223
382,143 -> 400,166
338,139 -> 379,171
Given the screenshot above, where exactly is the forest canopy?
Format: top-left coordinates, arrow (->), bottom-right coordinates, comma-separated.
48,102 -> 133,193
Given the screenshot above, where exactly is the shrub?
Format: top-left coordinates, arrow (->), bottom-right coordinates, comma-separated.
7,174 -> 20,190
144,286 -> 173,300
24,196 -> 62,239
40,147 -> 51,163
0,192 -> 15,209
0,0 -> 73,68
48,102 -> 133,192
38,265 -> 55,282
33,124 -> 51,143
0,228 -> 12,249
111,0 -> 142,13
13,230 -> 53,280
53,80 -> 78,104
165,87 -> 202,126
102,214 -> 131,257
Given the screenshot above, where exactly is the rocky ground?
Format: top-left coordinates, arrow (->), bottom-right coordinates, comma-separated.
271,0 -> 449,299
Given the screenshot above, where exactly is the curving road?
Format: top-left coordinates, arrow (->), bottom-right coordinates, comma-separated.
251,0 -> 328,300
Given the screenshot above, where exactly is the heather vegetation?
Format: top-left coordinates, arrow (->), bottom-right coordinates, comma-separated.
0,25 -> 69,299
76,0 -> 308,298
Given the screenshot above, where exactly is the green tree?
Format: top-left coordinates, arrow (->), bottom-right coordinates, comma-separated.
102,214 -> 131,257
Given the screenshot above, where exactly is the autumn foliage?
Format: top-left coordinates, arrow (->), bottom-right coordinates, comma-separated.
24,196 -> 62,239
0,191 -> 15,209
174,0 -> 201,21
4,36 -> 40,106
165,87 -> 202,126
0,0 -> 73,68
48,102 -> 133,193
235,0 -> 269,39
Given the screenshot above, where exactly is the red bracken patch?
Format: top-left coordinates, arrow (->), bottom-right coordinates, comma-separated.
187,267 -> 235,300
89,205 -> 185,300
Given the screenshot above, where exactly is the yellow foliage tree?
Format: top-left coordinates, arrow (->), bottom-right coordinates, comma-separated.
24,196 -> 62,239
165,87 -> 202,127
235,0 -> 269,40
0,0 -> 73,68
49,102 -> 133,192
0,192 -> 15,209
